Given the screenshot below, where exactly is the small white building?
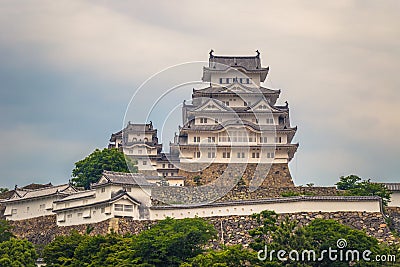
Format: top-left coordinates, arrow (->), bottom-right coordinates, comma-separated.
382,183 -> 400,207
53,171 -> 154,226
2,184 -> 78,221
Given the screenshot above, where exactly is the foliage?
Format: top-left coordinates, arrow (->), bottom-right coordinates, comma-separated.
281,191 -> 315,197
281,191 -> 301,197
249,210 -> 400,267
0,188 -> 8,194
72,148 -> 137,189
336,175 -> 361,190
43,217 -> 216,267
193,175 -> 202,186
181,245 -> 262,267
336,175 -> 391,206
0,238 -> 37,267
43,230 -> 87,266
303,219 -> 399,266
133,217 -> 217,266
0,220 -> 14,243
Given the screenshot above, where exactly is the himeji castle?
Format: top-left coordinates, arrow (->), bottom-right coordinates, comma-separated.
110,50 -> 299,187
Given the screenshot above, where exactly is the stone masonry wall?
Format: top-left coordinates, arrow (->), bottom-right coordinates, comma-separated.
9,212 -> 399,248
385,207 -> 400,235
151,186 -> 342,206
179,163 -> 294,188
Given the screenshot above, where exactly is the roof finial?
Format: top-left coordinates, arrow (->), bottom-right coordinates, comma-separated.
256,50 -> 260,57
285,101 -> 289,108
209,49 -> 214,58
14,184 -> 18,190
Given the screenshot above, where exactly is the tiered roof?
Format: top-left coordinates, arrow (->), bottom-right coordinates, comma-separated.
91,170 -> 153,188
203,50 -> 269,82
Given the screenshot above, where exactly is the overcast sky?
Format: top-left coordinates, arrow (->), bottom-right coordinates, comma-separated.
0,0 -> 399,188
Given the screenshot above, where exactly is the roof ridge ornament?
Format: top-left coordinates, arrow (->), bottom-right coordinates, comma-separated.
209,49 -> 214,58
256,50 -> 260,58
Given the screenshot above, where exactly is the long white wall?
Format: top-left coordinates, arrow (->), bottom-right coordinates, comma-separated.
150,197 -> 382,220
389,192 -> 400,207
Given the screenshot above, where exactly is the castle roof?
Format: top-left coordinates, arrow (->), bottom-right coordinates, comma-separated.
109,122 -> 156,142
91,171 -> 153,188
203,51 -> 269,82
381,183 -> 400,192
2,184 -> 78,202
193,84 -> 280,96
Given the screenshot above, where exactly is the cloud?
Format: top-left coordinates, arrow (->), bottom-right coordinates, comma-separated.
0,0 -> 399,187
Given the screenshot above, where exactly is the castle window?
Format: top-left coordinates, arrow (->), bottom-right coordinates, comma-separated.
266,118 -> 274,124
193,136 -> 200,142
101,188 -> 105,193
258,105 -> 267,109
143,160 -> 147,165
252,152 -> 260,158
138,149 -> 142,154
275,137 -> 282,143
222,152 -> 231,158
194,151 -> 201,158
162,163 -> 165,168
200,118 -> 208,123
77,212 -> 83,217
124,205 -> 133,212
39,204 -> 45,209
237,152 -> 245,158
114,204 -> 123,211
226,78 -> 230,83
267,152 -> 275,158
219,78 -> 223,84
27,207 -> 29,211
101,207 -> 105,213
67,214 -> 72,218
11,209 -> 17,214
260,137 -> 268,143
207,151 -> 216,158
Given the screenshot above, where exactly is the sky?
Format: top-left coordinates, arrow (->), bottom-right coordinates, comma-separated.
0,0 -> 399,188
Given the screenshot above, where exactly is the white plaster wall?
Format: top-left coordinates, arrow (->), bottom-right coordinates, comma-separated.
150,199 -> 381,220
4,196 -> 60,221
57,205 -> 112,226
389,192 -> 400,207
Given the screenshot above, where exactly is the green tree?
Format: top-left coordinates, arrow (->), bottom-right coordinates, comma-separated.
72,148 -> 137,189
181,245 -> 263,267
0,188 -> 8,194
303,219 -> 399,266
248,210 -> 400,266
0,238 -> 37,267
0,219 -> 14,242
133,217 -> 217,267
335,175 -> 361,190
336,175 -> 391,206
43,230 -> 87,266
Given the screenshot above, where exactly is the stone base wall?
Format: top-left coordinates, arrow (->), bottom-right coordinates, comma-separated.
179,163 -> 294,188
385,207 -> 400,235
9,212 -> 399,247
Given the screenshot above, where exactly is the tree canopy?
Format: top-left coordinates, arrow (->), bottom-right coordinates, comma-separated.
0,220 -> 14,243
0,238 -> 37,267
72,148 -> 137,189
43,217 -> 217,267
336,175 -> 391,206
